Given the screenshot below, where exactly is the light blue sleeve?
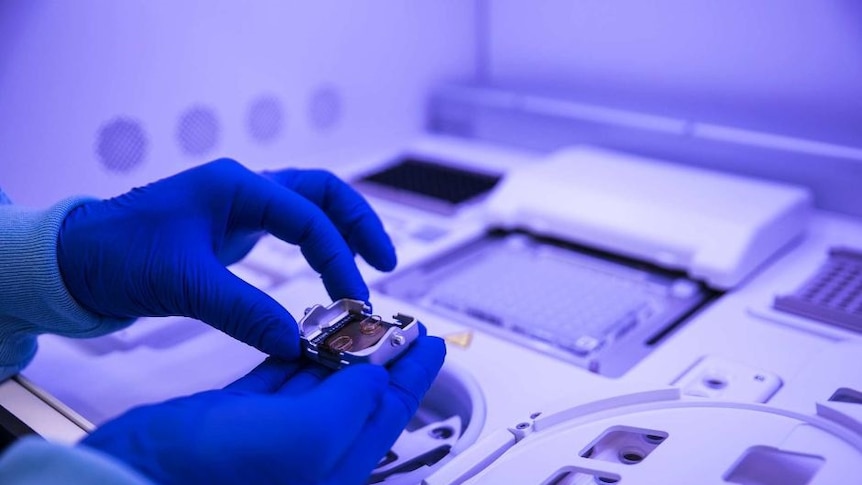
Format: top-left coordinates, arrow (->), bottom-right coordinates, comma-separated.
0,196 -> 135,380
0,191 -> 149,484
0,436 -> 154,485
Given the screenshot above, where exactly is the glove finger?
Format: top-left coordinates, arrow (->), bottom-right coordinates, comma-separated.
187,259 -> 302,360
265,169 -> 397,272
223,357 -> 302,394
329,335 -> 446,483
272,365 -> 331,395
278,363 -> 386,402
387,333 -> 445,404
281,365 -> 389,477
375,334 -> 446,422
234,174 -> 369,301
217,229 -> 265,266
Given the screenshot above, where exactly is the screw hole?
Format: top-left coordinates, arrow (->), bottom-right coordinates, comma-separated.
703,376 -> 727,390
619,448 -> 645,465
644,433 -> 666,444
429,426 -> 454,440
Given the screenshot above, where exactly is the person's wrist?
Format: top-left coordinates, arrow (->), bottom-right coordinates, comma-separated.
57,206 -> 91,312
55,202 -> 116,319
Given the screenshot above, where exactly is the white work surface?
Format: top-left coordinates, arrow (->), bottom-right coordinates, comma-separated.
3,136 -> 861,483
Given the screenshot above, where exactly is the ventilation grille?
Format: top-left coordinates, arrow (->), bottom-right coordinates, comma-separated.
96,118 -> 148,173
308,85 -> 342,132
247,95 -> 284,143
774,247 -> 862,332
176,106 -> 219,156
96,89 -> 345,171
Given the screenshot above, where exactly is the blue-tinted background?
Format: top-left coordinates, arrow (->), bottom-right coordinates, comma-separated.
1,1 -> 860,212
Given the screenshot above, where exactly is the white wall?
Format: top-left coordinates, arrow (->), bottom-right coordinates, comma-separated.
486,0 -> 862,145
5,1 -> 858,208
0,1 -> 476,205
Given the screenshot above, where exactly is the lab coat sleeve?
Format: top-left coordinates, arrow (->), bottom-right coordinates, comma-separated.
0,436 -> 154,485
0,195 -> 135,381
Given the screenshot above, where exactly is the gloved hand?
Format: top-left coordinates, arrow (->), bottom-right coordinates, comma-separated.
57,159 -> 395,359
81,331 -> 446,485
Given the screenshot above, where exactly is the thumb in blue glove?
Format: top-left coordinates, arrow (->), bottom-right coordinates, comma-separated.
80,333 -> 446,485
57,159 -> 396,359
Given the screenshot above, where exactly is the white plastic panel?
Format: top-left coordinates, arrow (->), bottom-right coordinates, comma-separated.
485,146 -> 812,288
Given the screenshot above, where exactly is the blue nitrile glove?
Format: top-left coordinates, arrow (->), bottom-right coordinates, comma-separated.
80,331 -> 446,485
57,159 -> 396,359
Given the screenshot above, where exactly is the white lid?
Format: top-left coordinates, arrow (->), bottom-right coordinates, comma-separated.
484,146 -> 813,289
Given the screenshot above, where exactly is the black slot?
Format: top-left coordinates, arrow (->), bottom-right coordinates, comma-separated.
357,157 -> 501,205
829,387 -> 862,405
0,404 -> 37,453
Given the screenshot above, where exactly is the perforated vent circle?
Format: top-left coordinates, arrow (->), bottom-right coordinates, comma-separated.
95,118 -> 148,173
308,85 -> 342,132
247,95 -> 284,143
176,106 -> 220,156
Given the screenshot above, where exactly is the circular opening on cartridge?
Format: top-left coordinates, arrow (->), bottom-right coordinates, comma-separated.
429,426 -> 455,440
703,376 -> 727,390
595,477 -> 619,484
359,315 -> 382,335
328,335 -> 353,351
619,448 -> 645,465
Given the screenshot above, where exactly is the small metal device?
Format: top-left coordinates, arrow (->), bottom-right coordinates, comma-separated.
299,298 -> 419,369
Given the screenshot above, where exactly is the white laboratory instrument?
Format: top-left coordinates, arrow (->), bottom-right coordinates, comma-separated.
2,3 -> 861,483
7,135 -> 861,485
